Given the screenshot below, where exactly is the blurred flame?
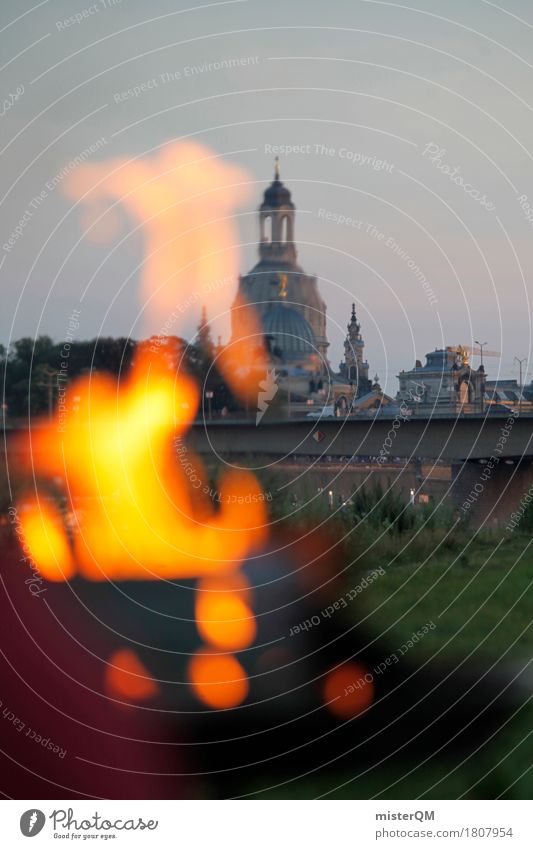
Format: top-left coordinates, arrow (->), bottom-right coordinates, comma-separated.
15,345 -> 266,580
17,498 -> 75,582
12,142 -> 273,709
62,140 -> 267,401
216,294 -> 268,404
63,141 -> 249,326
14,346 -> 264,707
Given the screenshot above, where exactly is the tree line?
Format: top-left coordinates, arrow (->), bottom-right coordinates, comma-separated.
1,316 -> 237,418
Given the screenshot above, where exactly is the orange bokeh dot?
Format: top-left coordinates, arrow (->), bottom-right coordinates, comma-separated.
106,649 -> 159,701
188,650 -> 249,709
195,577 -> 256,651
323,662 -> 375,718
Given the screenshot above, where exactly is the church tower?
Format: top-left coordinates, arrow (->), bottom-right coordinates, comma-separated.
340,304 -> 371,396
258,157 -> 297,265
231,162 -> 329,369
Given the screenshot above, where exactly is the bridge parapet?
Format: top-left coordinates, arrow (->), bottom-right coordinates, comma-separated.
186,414 -> 533,462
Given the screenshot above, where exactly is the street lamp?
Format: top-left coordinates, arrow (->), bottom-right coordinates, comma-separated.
205,390 -> 214,420
514,357 -> 527,414
35,366 -> 57,419
474,340 -> 487,370
475,342 -> 487,413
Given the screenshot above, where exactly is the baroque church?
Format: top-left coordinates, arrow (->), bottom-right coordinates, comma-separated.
229,161 -> 380,412
230,159 -> 329,369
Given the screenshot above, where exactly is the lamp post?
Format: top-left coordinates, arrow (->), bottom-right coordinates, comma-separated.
205,390 -> 214,420
474,340 -> 487,370
514,357 -> 526,415
35,367 -> 57,419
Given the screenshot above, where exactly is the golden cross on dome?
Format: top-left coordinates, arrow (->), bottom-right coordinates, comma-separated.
274,156 -> 280,180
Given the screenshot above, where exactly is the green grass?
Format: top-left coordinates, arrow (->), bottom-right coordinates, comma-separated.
247,530 -> 533,800
246,495 -> 533,799
354,532 -> 533,662
267,475 -> 533,661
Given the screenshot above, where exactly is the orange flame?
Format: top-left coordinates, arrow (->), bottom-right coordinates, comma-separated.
63,141 -> 250,327
216,293 -> 268,404
62,140 -> 267,401
16,497 -> 75,582
13,347 -> 264,707
15,346 -> 265,581
12,143 -> 272,709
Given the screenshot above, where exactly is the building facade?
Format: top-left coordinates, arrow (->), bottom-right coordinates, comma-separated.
397,346 -> 486,411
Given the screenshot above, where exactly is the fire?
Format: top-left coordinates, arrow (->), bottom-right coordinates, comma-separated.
216,293 -> 268,404
62,140 -> 267,400
16,498 -> 75,582
63,141 -> 250,323
14,345 -> 266,581
12,142 -> 272,709
13,345 -> 265,707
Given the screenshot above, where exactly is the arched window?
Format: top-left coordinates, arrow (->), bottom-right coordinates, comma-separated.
262,214 -> 272,242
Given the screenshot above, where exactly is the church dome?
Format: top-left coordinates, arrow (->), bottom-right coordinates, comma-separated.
261,177 -> 294,209
262,302 -> 316,357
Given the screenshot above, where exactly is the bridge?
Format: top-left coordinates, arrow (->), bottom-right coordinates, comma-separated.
6,412 -> 531,462
4,413 -> 533,525
4,412 -> 532,462
188,413 -> 533,461
186,414 -> 533,526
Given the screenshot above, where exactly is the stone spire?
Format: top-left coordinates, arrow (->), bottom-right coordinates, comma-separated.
342,302 -> 371,396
